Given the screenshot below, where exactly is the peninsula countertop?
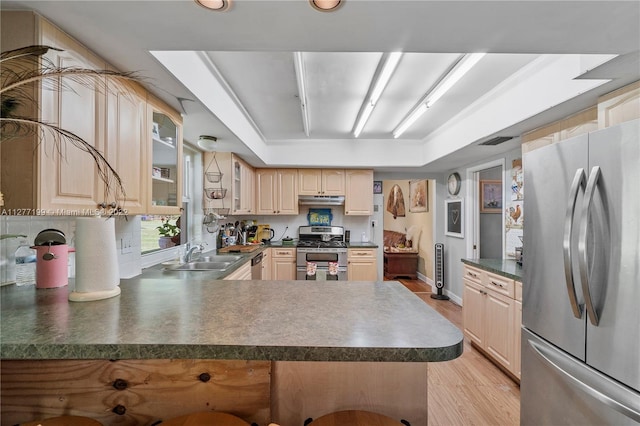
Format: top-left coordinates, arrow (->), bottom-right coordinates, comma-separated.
0,278 -> 463,363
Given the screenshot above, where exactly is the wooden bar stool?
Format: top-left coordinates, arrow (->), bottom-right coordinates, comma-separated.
159,412 -> 252,426
306,410 -> 408,426
21,416 -> 103,426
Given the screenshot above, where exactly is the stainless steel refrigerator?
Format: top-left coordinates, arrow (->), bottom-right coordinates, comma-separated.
521,119 -> 640,425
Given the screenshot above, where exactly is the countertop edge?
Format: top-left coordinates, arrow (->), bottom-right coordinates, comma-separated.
461,258 -> 522,280
1,340 -> 463,362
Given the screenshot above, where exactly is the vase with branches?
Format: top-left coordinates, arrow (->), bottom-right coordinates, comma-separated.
0,45 -> 141,207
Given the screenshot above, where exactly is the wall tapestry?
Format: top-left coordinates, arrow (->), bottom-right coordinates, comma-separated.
386,184 -> 406,219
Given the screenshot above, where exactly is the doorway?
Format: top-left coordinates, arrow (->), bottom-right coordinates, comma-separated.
466,159 -> 505,260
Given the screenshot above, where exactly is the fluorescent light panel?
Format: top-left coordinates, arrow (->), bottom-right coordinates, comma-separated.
393,104 -> 427,138
392,52 -> 486,138
353,52 -> 403,137
294,52 -> 310,137
425,52 -> 486,108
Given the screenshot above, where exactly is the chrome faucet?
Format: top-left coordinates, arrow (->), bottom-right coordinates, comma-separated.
183,241 -> 207,263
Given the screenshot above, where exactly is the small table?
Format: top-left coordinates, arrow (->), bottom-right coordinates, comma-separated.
384,251 -> 419,279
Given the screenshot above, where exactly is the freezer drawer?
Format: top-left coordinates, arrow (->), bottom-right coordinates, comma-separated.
521,328 -> 640,426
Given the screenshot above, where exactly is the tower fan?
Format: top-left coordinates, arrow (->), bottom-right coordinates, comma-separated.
431,243 -> 449,300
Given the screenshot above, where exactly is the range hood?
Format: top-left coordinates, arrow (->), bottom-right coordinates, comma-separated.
298,195 -> 345,206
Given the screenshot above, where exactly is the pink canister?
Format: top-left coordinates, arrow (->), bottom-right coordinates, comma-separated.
31,245 -> 75,289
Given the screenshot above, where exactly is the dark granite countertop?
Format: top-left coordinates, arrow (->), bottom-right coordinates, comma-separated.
461,258 -> 522,280
0,278 -> 462,363
346,242 -> 379,248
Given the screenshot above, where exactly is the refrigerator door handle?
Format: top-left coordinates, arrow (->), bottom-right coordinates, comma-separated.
529,338 -> 640,422
579,166 -> 601,326
563,168 -> 586,319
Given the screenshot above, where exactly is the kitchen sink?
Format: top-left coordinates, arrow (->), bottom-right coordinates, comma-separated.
169,261 -> 234,271
199,255 -> 242,262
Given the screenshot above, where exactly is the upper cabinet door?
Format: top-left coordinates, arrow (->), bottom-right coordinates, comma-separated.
38,36 -> 104,211
298,169 -> 322,195
298,169 -> 345,196
345,170 -> 373,215
106,82 -> 146,214
277,169 -> 298,215
321,169 -> 345,195
146,96 -> 183,215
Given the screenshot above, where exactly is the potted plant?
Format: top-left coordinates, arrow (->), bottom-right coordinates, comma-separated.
156,217 -> 180,249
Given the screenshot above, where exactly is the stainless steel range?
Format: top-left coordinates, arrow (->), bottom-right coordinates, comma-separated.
296,226 -> 347,281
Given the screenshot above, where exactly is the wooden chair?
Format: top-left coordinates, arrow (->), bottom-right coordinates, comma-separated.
21,416 -> 103,426
159,412 -> 252,426
306,410 -> 407,426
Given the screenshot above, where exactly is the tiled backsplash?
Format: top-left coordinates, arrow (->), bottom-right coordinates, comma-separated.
1,215 -> 142,285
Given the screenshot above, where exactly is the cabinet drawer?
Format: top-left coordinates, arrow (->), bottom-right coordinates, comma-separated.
463,265 -> 483,285
272,248 -> 296,258
348,249 -> 376,259
515,280 -> 522,302
485,271 -> 515,298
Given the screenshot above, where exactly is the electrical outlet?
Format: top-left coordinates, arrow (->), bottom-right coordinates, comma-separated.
120,233 -> 133,254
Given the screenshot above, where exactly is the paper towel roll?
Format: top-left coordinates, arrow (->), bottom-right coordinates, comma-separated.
69,217 -> 121,302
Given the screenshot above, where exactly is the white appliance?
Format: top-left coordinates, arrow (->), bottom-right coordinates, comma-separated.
521,119 -> 640,424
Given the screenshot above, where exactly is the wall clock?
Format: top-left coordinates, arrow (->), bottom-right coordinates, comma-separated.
447,172 -> 461,196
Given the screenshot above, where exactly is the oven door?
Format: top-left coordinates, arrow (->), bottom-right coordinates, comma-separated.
296,267 -> 347,281
297,250 -> 346,266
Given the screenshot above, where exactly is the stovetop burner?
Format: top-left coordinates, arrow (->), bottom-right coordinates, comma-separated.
297,225 -> 346,249
297,240 -> 347,249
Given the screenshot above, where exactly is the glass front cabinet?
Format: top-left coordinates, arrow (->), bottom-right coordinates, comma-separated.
147,96 -> 183,214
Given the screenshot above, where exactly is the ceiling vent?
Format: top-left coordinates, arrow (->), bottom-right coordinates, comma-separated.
479,136 -> 513,146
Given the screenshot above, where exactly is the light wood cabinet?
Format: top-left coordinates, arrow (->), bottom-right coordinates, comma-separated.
1,13 -> 109,212
0,11 -> 182,216
298,169 -> 345,196
255,169 -> 298,215
462,264 -> 520,380
344,169 -> 374,215
271,247 -> 296,280
262,249 -> 272,280
106,82 -> 147,214
462,278 -> 486,347
347,248 -> 378,281
484,289 -> 515,371
146,96 -> 183,215
202,152 -> 253,216
233,155 -> 255,215
223,261 -> 252,280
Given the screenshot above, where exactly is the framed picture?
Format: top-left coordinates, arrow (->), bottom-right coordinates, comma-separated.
445,199 -> 464,238
152,122 -> 160,139
373,180 -> 382,194
480,180 -> 502,213
409,179 -> 428,212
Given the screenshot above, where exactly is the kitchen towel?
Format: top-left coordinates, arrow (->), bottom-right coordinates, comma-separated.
69,217 -> 121,302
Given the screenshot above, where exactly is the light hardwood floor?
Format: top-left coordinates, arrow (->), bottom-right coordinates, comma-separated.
395,278 -> 521,426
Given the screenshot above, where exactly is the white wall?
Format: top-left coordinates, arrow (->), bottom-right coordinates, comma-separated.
437,146 -> 522,305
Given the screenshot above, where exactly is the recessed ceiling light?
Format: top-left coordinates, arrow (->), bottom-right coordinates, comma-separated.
195,0 -> 231,12
309,0 -> 343,12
